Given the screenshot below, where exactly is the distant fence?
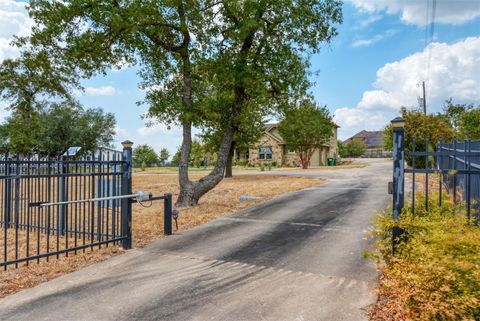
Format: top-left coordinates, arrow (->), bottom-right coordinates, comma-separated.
0,146 -> 133,269
362,149 -> 392,158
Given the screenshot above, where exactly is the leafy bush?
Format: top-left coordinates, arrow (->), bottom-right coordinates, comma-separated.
234,160 -> 249,167
369,196 -> 480,320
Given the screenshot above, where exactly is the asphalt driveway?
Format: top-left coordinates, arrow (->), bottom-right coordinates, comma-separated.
0,159 -> 391,321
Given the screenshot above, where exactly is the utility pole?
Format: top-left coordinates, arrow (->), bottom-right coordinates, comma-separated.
422,81 -> 427,114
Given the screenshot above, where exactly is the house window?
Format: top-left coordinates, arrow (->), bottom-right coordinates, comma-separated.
259,146 -> 272,160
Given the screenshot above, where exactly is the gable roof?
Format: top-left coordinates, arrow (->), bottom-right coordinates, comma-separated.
263,123 -> 285,144
344,130 -> 384,148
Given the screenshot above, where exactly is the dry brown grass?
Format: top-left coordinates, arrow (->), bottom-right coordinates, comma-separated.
271,164 -> 368,171
0,174 -> 324,298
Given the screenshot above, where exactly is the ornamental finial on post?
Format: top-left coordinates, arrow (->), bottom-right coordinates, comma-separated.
391,117 -> 405,128
121,140 -> 134,149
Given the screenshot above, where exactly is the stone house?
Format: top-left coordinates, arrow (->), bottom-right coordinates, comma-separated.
237,123 -> 338,167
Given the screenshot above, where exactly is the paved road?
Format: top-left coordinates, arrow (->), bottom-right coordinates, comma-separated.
0,159 -> 391,321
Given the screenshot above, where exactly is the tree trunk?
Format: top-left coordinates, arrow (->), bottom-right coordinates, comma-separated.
300,148 -> 314,169
176,119 -> 236,207
225,141 -> 235,178
176,10 -> 258,207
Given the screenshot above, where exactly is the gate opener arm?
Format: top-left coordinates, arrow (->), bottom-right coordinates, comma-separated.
30,191 -> 156,207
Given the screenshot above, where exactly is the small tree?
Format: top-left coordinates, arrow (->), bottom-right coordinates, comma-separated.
170,148 -> 182,167
345,140 -> 366,158
159,148 -> 170,167
278,99 -> 334,169
337,140 -> 346,158
443,99 -> 473,131
459,108 -> 480,140
133,144 -> 159,168
383,109 -> 454,167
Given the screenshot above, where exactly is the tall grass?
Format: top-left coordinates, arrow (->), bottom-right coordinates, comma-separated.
369,194 -> 480,320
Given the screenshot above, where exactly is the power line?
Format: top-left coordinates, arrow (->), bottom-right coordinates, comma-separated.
426,0 -> 437,86
420,0 -> 437,115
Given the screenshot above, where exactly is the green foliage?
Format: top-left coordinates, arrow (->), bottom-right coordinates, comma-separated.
370,198 -> 480,320
442,99 -> 480,139
337,140 -> 346,157
190,140 -> 215,167
133,144 -> 159,168
17,0 -> 343,205
383,109 -> 454,167
278,98 -> 334,169
442,98 -> 473,131
459,108 -> 480,140
344,140 -> 366,157
0,101 -> 115,155
141,161 -> 147,172
158,148 -> 170,167
0,51 -> 76,116
170,148 -> 182,167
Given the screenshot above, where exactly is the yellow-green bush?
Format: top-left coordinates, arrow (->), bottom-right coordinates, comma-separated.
370,196 -> 480,320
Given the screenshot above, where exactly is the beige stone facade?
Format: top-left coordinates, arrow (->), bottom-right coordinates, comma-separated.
242,123 -> 338,167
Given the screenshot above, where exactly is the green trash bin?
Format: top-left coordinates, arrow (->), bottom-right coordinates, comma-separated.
328,158 -> 335,166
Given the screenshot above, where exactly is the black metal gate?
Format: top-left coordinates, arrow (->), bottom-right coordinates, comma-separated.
391,117 -> 480,228
1,143 -> 133,269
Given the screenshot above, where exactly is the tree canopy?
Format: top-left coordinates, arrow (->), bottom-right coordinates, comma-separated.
278,98 -> 334,169
344,140 -> 367,158
0,101 -> 116,155
11,0 -> 343,206
383,108 -> 454,167
159,148 -> 171,166
133,144 -> 159,167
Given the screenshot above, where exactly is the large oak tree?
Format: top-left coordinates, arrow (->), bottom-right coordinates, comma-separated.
15,0 -> 342,206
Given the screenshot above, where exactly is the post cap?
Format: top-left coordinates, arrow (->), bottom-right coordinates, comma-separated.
391,117 -> 406,128
121,140 -> 134,149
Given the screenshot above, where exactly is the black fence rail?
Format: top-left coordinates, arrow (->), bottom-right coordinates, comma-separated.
1,145 -> 133,270
390,117 -> 480,252
391,117 -> 480,226
437,140 -> 480,214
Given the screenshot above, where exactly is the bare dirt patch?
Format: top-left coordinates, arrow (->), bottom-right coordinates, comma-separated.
0,174 -> 324,298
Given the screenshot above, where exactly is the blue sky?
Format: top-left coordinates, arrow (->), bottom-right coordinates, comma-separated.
1,0 -> 479,156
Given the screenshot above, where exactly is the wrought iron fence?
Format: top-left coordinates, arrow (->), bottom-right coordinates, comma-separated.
391,117 -> 480,224
437,140 -> 480,218
390,117 -> 480,252
0,146 -> 132,269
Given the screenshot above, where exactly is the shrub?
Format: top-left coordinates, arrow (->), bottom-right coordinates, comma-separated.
369,196 -> 480,320
140,161 -> 146,171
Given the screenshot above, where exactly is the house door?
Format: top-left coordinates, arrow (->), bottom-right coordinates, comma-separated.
309,149 -> 320,166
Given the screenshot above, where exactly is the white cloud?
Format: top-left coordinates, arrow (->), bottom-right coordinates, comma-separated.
134,123 -> 184,154
350,0 -> 480,26
352,29 -> 398,48
0,0 -> 32,62
114,125 -> 129,137
84,86 -> 117,96
354,13 -> 383,29
335,37 -> 480,140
